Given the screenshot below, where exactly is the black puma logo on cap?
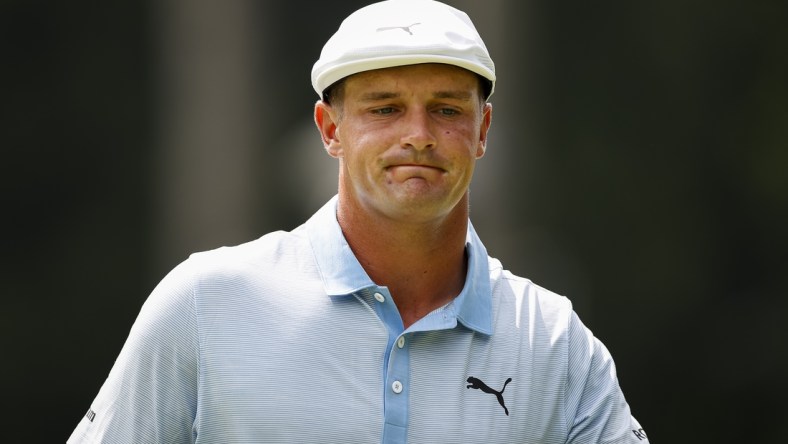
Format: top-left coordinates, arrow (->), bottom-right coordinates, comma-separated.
466,376 -> 512,416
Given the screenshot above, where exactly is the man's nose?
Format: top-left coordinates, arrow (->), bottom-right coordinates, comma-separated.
400,109 -> 437,151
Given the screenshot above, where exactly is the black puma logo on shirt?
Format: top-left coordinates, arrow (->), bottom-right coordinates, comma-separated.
466,376 -> 512,416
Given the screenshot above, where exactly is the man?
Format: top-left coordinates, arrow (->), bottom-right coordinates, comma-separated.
69,1 -> 649,443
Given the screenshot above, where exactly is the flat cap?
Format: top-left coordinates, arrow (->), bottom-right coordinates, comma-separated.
311,0 -> 496,99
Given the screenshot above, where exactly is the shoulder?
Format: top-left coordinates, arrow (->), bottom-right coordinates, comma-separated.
177,225 -> 314,282
147,225 -> 318,311
188,224 -> 310,268
488,256 -> 575,332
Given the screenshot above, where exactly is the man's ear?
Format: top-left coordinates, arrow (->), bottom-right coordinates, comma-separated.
477,103 -> 493,158
314,101 -> 342,158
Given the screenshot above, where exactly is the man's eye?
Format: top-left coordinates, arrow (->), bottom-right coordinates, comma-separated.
439,108 -> 459,116
373,107 -> 395,115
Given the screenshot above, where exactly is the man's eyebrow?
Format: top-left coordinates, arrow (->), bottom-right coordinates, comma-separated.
433,90 -> 473,101
359,91 -> 401,101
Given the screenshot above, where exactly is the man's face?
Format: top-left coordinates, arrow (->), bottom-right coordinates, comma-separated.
317,63 -> 492,224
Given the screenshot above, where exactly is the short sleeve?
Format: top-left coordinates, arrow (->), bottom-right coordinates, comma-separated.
67,260 -> 201,444
565,311 -> 650,443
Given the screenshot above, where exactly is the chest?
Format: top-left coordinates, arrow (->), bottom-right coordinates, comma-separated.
191,291 -> 568,443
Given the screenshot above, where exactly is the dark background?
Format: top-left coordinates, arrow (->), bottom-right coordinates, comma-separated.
2,0 -> 786,442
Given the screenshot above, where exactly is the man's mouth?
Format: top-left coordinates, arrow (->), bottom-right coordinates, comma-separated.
387,163 -> 444,171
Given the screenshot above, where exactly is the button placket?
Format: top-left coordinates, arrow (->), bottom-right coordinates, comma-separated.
367,286 -> 409,441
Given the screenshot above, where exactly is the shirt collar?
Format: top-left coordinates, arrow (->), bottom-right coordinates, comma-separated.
305,195 -> 493,335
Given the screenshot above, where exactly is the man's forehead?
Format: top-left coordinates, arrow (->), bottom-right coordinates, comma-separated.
343,63 -> 481,96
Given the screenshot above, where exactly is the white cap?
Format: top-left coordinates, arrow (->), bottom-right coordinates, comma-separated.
311,0 -> 496,99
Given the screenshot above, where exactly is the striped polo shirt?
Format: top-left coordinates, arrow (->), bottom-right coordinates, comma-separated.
69,196 -> 648,443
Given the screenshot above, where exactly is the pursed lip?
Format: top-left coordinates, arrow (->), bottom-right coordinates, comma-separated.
385,162 -> 446,172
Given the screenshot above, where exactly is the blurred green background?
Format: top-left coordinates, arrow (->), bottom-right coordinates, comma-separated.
2,0 -> 786,442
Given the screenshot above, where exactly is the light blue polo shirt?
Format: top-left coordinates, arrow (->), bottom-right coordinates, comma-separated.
69,196 -> 648,444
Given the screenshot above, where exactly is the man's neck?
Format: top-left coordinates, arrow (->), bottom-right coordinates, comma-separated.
337,197 -> 469,329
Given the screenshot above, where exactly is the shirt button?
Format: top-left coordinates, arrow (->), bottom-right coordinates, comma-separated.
397,336 -> 405,349
392,380 -> 403,394
374,292 -> 385,303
